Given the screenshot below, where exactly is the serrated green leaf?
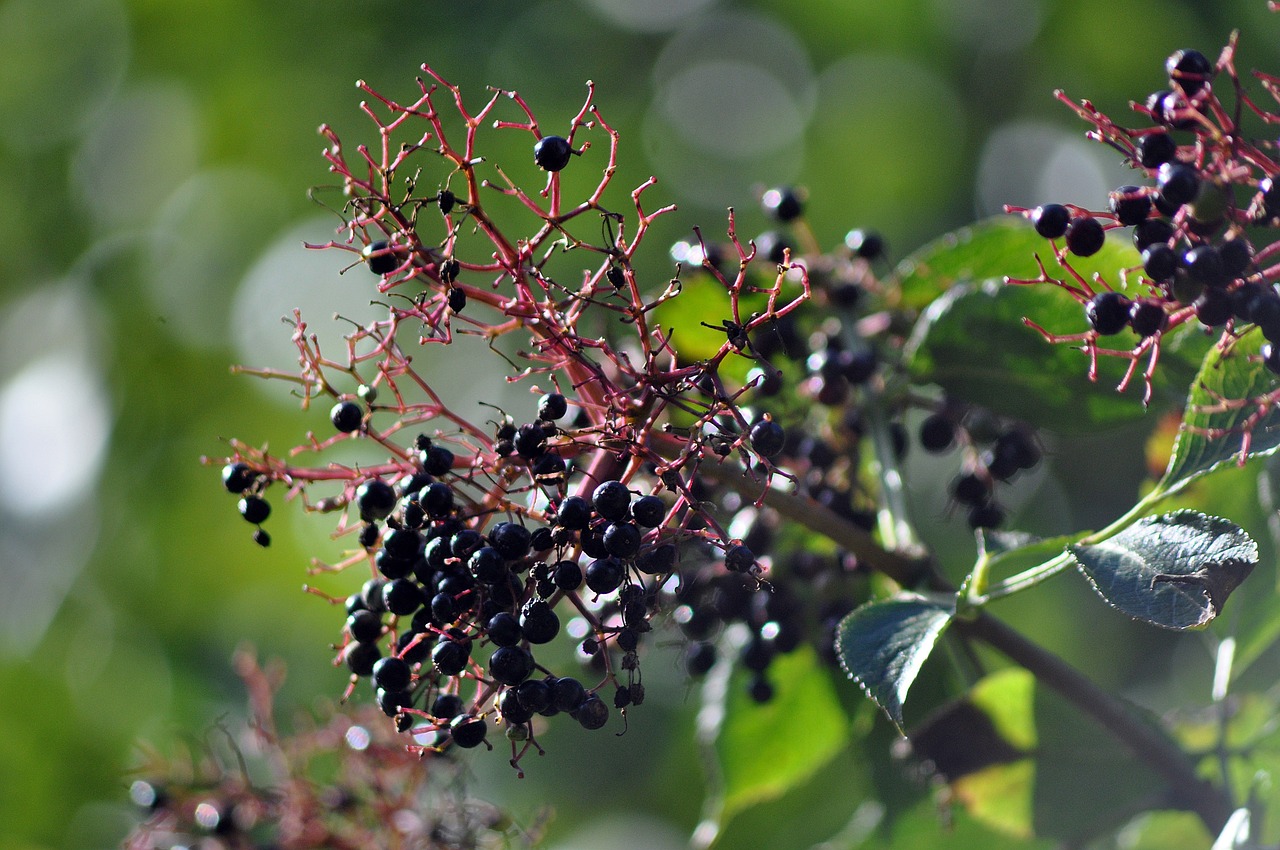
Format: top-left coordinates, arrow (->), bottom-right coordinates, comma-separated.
1070,511 -> 1258,629
714,646 -> 851,825
836,595 -> 955,729
1159,329 -> 1280,497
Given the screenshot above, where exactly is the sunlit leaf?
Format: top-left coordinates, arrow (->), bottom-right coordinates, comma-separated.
1070,511 -> 1257,629
713,646 -> 852,826
1159,329 -> 1280,497
836,595 -> 955,730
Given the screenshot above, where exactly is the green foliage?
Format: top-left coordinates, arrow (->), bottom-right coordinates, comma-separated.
1070,511 -> 1257,630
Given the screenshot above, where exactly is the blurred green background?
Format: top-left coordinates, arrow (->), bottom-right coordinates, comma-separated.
2,1 -> 1278,848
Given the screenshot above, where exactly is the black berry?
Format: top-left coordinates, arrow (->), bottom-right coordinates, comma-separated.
749,419 -> 786,458
238,495 -> 270,524
363,240 -> 399,275
1167,48 -> 1214,96
1085,291 -> 1133,335
592,480 -> 631,521
449,715 -> 488,748
1065,216 -> 1106,257
519,600 -> 560,644
533,135 -> 573,172
372,656 -> 412,693
574,695 -> 610,730
1157,162 -> 1200,208
538,392 -> 568,421
918,412 -> 956,453
1136,132 -> 1177,168
221,462 -> 256,493
1108,186 -> 1151,226
1031,204 -> 1070,239
762,187 -> 804,222
488,645 -> 535,686
356,479 -> 397,521
1129,300 -> 1169,338
331,400 -> 363,433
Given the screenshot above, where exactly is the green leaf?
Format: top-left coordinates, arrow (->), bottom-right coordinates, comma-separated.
712,646 -> 851,827
919,669 -> 1170,844
893,216 -> 1140,311
836,595 -> 955,730
899,218 -> 1206,431
1070,511 -> 1258,630
1159,329 -> 1280,497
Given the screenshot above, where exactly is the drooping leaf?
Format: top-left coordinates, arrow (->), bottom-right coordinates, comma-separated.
712,646 -> 851,828
1070,511 -> 1258,630
1158,329 -> 1280,497
836,595 -> 955,729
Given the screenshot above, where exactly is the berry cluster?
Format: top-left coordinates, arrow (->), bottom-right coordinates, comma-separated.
124,652 -> 537,849
207,67 -> 1017,772
209,67 -> 824,769
916,405 -> 1041,530
1008,40 -> 1280,420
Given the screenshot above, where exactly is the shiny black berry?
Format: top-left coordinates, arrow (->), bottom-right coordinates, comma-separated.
556,496 -> 592,530
1065,216 -> 1106,257
346,609 -> 382,644
363,240 -> 399,275
1195,288 -> 1234,327
592,480 -> 631,521
630,495 -> 665,528
1262,342 -> 1280,376
552,677 -> 587,713
382,579 -> 424,616
1086,291 -> 1133,335
489,521 -> 532,561
585,557 -> 625,594
449,715 -> 488,748
533,135 -> 573,172
603,522 -> 641,559
762,187 -> 804,222
356,478 -> 398,521
330,400 -> 363,433
488,645 -> 534,686
1031,204 -> 1070,239
1108,186 -> 1151,227
1219,238 -> 1253,278
431,693 -> 464,720
1129,300 -> 1169,338
844,228 -> 885,260
1167,48 -> 1213,96
222,462 -> 256,493
749,419 -> 785,458
1136,132 -> 1177,168
238,495 -> 270,524
343,641 -> 381,676
538,392 -> 568,421
1157,162 -> 1200,208
498,689 -> 534,725
372,656 -> 412,693
432,639 -> 470,676
1134,219 -> 1175,252
1184,245 -> 1227,288
519,600 -> 560,644
553,559 -> 583,590
1142,244 -> 1177,282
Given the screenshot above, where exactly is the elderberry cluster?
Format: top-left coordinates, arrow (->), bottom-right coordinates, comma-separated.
1010,43 -> 1280,397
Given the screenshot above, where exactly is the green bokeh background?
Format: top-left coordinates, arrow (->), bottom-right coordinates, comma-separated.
1,1 -> 1277,848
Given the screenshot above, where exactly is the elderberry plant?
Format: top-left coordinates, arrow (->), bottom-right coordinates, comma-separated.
202,30 -> 1280,850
